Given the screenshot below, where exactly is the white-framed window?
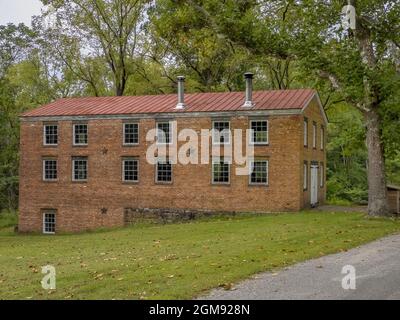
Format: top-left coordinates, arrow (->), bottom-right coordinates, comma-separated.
72,157 -> 88,181
156,158 -> 172,183
123,123 -> 139,145
250,120 -> 268,144
43,159 -> 57,181
303,161 -> 308,191
122,158 -> 139,182
73,123 -> 88,145
320,126 -> 324,150
312,122 -> 317,149
212,120 -> 231,145
249,160 -> 269,185
304,118 -> 308,147
320,162 -> 324,187
212,158 -> 230,184
43,124 -> 58,146
156,121 -> 172,144
43,210 -> 56,234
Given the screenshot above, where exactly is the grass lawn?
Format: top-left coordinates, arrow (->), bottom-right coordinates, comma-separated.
0,211 -> 399,300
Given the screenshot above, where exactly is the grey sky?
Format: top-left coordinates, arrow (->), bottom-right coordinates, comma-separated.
0,0 -> 43,26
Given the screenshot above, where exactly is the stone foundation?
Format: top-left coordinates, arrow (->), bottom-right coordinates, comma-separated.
123,207 -> 237,224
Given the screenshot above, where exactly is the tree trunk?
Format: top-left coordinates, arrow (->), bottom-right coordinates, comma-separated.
364,108 -> 389,216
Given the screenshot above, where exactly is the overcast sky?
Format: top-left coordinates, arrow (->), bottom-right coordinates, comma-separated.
0,0 -> 43,26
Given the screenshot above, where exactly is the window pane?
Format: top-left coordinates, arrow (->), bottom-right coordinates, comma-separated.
157,160 -> 172,182
124,123 -> 139,144
321,127 -> 324,150
320,164 -> 324,187
212,160 -> 230,183
44,160 -> 57,180
73,158 -> 87,180
44,125 -> 58,145
313,123 -> 317,148
43,212 -> 56,233
250,161 -> 268,184
304,121 -> 308,146
123,159 -> 138,181
157,122 -> 171,144
74,124 -> 88,145
213,121 -> 230,144
251,121 -> 268,143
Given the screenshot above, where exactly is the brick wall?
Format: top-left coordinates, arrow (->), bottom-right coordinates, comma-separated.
301,97 -> 327,207
19,101 -> 326,232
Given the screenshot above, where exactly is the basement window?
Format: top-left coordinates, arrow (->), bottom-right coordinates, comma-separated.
123,123 -> 139,145
156,158 -> 172,183
72,157 -> 88,181
212,158 -> 230,184
250,120 -> 268,144
73,123 -> 88,145
43,211 -> 56,234
156,122 -> 172,144
43,159 -> 57,181
250,160 -> 269,185
212,121 -> 231,145
123,158 -> 139,182
43,124 -> 58,146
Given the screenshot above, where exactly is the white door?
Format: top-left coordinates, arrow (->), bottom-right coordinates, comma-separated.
310,164 -> 319,206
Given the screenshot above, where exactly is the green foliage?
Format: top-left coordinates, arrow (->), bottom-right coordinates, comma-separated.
0,210 -> 18,229
326,104 -> 368,203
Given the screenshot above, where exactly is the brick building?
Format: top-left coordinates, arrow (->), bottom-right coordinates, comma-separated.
19,74 -> 327,233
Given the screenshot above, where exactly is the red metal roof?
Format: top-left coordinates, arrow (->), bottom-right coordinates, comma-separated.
22,89 -> 316,117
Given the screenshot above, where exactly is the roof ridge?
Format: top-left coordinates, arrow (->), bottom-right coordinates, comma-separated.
55,88 -> 315,100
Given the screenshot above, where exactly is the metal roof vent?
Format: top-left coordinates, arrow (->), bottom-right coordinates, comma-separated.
243,72 -> 254,108
175,76 -> 186,110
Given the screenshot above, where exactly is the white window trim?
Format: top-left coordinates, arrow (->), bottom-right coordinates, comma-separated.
42,159 -> 58,181
155,158 -> 173,183
304,119 -> 308,147
312,122 -> 317,149
42,211 -> 56,235
320,163 -> 324,187
320,126 -> 324,150
303,162 -> 308,191
72,158 -> 88,181
123,122 -> 139,146
43,124 -> 58,146
122,158 -> 139,183
73,123 -> 88,146
156,121 -> 173,145
249,159 -> 269,186
249,120 -> 269,145
212,120 -> 231,145
211,158 -> 231,185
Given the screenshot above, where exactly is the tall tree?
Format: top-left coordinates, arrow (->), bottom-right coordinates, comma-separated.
40,0 -> 149,96
187,0 -> 400,216
147,0 -> 251,92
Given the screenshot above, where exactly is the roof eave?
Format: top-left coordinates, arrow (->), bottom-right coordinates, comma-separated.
300,91 -> 329,125
19,108 -> 304,122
